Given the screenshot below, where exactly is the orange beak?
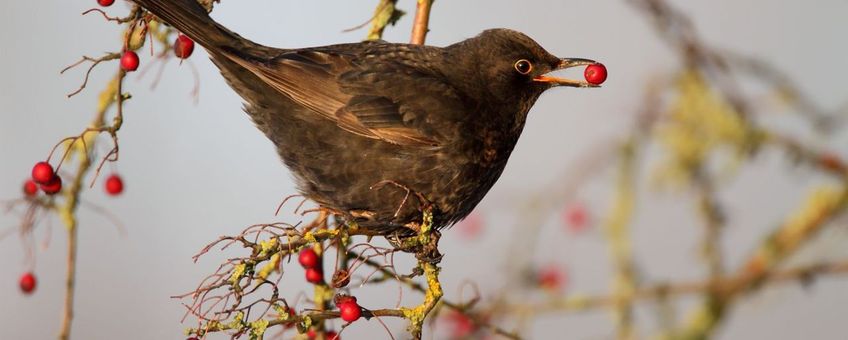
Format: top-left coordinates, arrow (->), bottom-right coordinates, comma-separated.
533,58 -> 600,88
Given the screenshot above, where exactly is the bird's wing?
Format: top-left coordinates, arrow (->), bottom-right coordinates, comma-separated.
224,47 -> 464,148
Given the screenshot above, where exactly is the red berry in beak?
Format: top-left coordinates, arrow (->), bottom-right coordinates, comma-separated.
584,63 -> 607,85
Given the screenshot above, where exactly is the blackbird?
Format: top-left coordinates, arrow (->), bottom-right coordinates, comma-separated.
133,0 -> 600,234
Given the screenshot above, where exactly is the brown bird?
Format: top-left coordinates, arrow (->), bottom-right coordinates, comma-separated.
133,0 -> 600,234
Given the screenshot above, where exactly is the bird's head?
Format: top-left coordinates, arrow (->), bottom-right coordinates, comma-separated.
447,28 -> 599,107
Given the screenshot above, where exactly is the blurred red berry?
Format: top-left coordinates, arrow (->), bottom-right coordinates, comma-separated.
443,310 -> 475,338
19,272 -> 36,294
31,162 -> 54,184
537,265 -> 566,292
174,34 -> 195,59
326,331 -> 339,340
40,176 -> 62,195
456,212 -> 484,240
562,202 -> 589,233
339,301 -> 361,322
120,51 -> 139,71
105,174 -> 124,196
584,63 -> 607,85
98,0 -> 115,6
819,153 -> 845,172
305,267 -> 323,284
298,248 -> 319,268
23,180 -> 38,196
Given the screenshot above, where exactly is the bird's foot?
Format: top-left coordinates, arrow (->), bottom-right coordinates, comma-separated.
387,208 -> 442,264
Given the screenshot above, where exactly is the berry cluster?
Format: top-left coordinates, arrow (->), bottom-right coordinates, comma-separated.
120,34 -> 194,72
26,161 -> 125,197
30,162 -> 62,195
298,248 -> 323,284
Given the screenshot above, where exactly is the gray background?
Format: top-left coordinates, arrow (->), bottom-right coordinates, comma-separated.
2,0 -> 847,339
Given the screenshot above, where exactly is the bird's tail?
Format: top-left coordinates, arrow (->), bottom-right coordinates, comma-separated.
132,0 -> 245,54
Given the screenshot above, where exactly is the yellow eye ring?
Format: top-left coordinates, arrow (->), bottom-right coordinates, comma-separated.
514,59 -> 533,75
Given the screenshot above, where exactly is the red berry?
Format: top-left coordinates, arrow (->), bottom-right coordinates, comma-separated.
326,331 -> 339,340
537,266 -> 566,292
173,34 -> 195,59
457,212 -> 484,240
23,180 -> 38,196
40,176 -> 62,195
105,174 -> 124,196
19,272 -> 36,294
339,301 -> 361,322
31,162 -> 55,184
443,310 -> 475,338
305,267 -> 323,284
584,63 -> 607,85
563,202 -> 588,233
98,0 -> 115,6
120,51 -> 140,72
298,248 -> 319,268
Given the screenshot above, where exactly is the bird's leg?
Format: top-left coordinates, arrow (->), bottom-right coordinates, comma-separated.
369,179 -> 431,218
298,208 -> 331,233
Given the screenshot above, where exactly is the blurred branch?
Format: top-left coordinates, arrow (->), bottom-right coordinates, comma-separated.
365,0 -> 405,41
510,260 -> 848,314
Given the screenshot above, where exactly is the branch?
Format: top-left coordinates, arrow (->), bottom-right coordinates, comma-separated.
409,0 -> 434,45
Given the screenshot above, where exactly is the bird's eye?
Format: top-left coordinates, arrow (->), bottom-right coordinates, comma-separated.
514,59 -> 533,75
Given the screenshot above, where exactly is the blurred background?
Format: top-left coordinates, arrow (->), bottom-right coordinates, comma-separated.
2,0 -> 847,339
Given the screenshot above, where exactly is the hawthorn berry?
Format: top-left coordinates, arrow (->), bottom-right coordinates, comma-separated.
105,174 -> 124,196
298,248 -> 319,268
40,175 -> 62,195
584,63 -> 607,85
19,272 -> 36,294
325,331 -> 339,340
305,267 -> 323,284
31,162 -> 54,184
173,34 -> 195,59
23,180 -> 38,197
120,51 -> 140,72
98,0 -> 115,6
338,301 -> 361,322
